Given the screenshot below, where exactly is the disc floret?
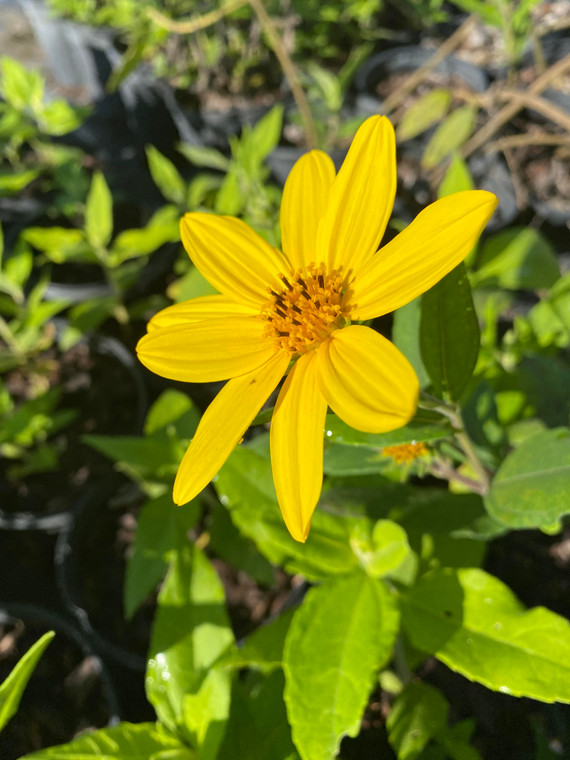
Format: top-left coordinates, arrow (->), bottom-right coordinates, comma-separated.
261,262 -> 350,354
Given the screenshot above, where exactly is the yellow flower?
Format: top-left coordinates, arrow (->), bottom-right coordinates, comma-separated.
136,115 -> 497,543
382,441 -> 428,465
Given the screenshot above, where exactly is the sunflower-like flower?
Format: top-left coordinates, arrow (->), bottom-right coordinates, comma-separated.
137,115 -> 497,542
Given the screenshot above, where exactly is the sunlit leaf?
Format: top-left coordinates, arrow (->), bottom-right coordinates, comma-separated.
284,573 -> 399,760
402,568 -> 570,702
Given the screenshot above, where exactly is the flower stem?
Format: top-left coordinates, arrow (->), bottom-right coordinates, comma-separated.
419,391 -> 491,494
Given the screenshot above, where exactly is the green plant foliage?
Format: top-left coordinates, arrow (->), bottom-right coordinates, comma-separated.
471,227 -> 560,290
422,106 -> 477,168
484,428 -> 570,529
21,722 -> 195,759
397,89 -> 452,142
284,573 -> 399,760
420,263 -> 480,400
0,631 -> 54,733
386,682 -> 449,760
146,543 -> 234,745
402,568 -> 570,702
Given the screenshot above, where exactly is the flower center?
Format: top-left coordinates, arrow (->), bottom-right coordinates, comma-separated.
261,262 -> 349,354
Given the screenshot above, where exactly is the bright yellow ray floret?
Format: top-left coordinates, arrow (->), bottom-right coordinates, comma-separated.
137,115 -> 498,543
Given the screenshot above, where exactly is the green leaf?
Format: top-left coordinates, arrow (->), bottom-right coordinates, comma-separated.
0,57 -> 43,110
38,99 -> 83,135
144,389 -> 200,438
208,501 -> 275,586
220,609 -> 295,674
386,682 -> 449,760
420,262 -> 480,400
218,671 -> 297,760
146,145 -> 187,206
0,169 -> 40,195
22,227 -> 85,263
215,446 -> 363,581
422,106 -> 477,169
350,519 -> 411,579
110,205 -> 180,265
83,432 -> 184,487
183,668 -> 231,760
484,428 -> 570,529
146,543 -> 234,738
124,494 -> 201,619
397,89 -> 452,142
85,171 -> 113,249
471,227 -> 560,290
0,631 -> 54,733
438,153 -> 474,198
284,573 -> 399,760
21,721 -> 195,759
178,143 -> 231,172
401,568 -> 570,703
392,297 -> 430,388
248,105 -> 284,165
324,412 -> 450,447
167,265 -> 219,302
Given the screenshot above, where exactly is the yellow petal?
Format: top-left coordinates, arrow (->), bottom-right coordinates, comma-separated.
137,317 -> 276,382
280,150 -> 336,269
180,213 -> 290,309
317,325 -> 418,433
173,351 -> 290,505
350,190 -> 498,321
148,295 -> 257,332
270,351 -> 327,543
316,115 -> 396,278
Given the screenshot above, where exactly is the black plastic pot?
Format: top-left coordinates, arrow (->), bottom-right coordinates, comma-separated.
54,481 -> 149,673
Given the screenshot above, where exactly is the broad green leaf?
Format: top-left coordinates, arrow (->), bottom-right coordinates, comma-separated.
146,543 -> 234,738
215,168 -> 242,215
401,568 -> 570,702
437,719 -> 480,760
397,89 -> 452,142
83,432 -> 184,487
386,682 -> 449,760
0,631 -> 54,732
323,442 -> 388,476
215,446 -> 364,580
324,412 -> 450,447
392,297 -> 430,388
21,721 -> 194,759
420,263 -> 479,400
218,671 -> 297,760
3,244 -> 32,290
146,145 -> 187,206
220,609 -> 295,674
85,171 -> 113,249
178,143 -> 231,172
0,57 -> 43,110
484,428 -> 570,528
284,573 -> 399,760
471,227 -> 560,290
422,106 -> 477,169
438,152 -> 474,198
124,494 -> 201,619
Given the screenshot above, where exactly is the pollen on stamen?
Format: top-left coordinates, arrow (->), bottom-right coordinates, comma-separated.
260,262 -> 350,354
